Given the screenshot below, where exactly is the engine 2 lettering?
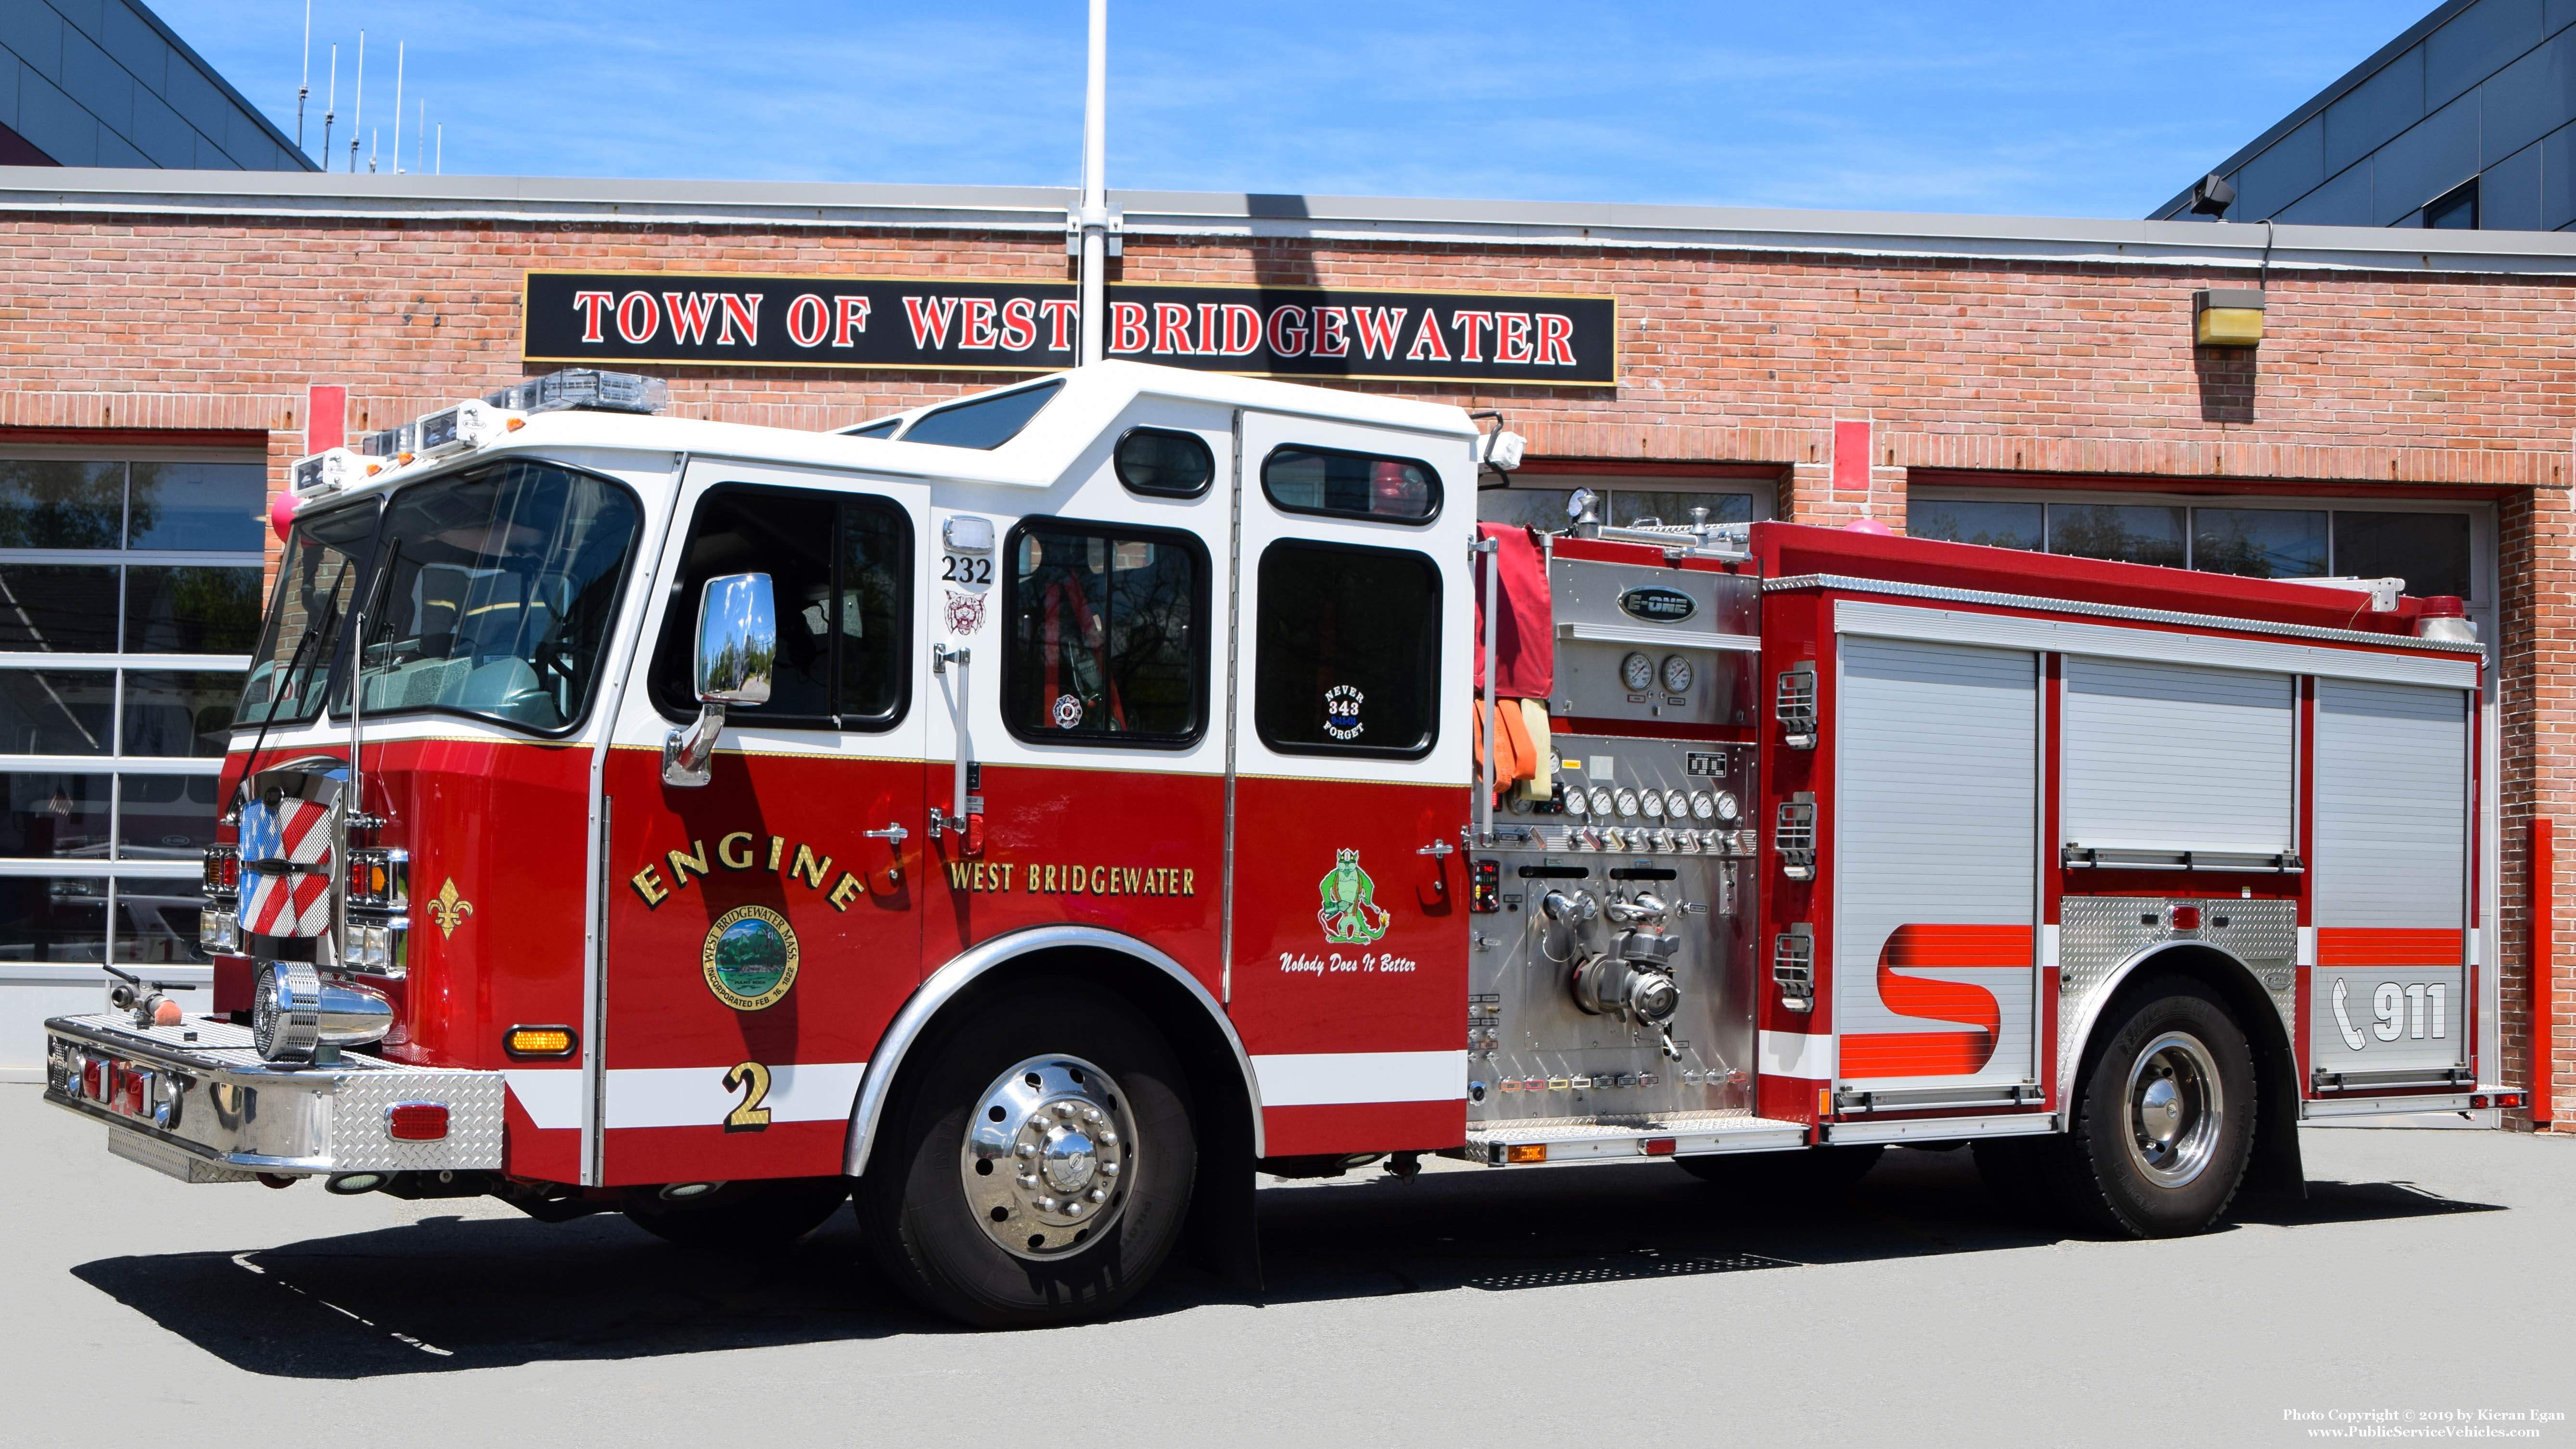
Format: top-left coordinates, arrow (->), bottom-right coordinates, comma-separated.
629,831 -> 869,913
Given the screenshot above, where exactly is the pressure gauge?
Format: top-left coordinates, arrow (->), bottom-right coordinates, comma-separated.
1665,789 -> 1692,819
1712,789 -> 1742,823
1661,655 -> 1695,694
1614,788 -> 1641,817
1620,652 -> 1655,692
1690,791 -> 1717,821
1561,787 -> 1587,817
1588,787 -> 1617,817
1640,790 -> 1665,818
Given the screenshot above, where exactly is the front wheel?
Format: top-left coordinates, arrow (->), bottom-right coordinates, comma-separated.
858,980 -> 1196,1329
2049,976 -> 2256,1238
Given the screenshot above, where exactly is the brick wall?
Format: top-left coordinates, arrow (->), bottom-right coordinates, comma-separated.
1,207 -> 2566,1124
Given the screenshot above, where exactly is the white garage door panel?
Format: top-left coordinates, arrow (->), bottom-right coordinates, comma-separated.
2062,657 -> 2293,853
1835,637 -> 2036,1088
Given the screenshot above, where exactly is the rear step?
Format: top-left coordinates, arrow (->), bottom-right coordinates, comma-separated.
1454,1112 -> 1808,1166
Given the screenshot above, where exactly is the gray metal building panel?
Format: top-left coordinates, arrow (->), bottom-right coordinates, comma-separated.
2431,0 -> 2546,106
2550,121 -> 2576,225
2278,159 -> 2374,225
2477,26 -> 2575,160
2156,0 -> 2576,228
2313,679 -> 2468,929
2236,115 -> 2326,222
2373,93 -> 2483,223
0,0 -> 312,172
2484,140 -> 2547,226
1833,638 -> 2037,1083
2328,42 -> 2426,175
2062,657 -> 2295,853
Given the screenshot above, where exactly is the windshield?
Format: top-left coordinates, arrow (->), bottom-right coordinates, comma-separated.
237,501 -> 375,725
234,460 -> 641,735
339,461 -> 641,733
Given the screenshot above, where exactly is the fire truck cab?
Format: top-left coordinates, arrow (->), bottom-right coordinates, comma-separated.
43,360 -> 2514,1327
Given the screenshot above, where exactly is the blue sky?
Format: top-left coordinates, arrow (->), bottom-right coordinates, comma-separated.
154,0 -> 2435,217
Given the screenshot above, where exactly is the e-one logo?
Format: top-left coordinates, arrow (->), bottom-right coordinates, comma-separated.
1618,586 -> 1697,623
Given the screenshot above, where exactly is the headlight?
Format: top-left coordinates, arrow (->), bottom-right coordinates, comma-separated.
348,919 -> 408,974
198,908 -> 240,954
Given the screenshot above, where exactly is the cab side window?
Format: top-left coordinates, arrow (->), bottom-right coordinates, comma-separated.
1254,540 -> 1440,759
650,485 -> 911,729
1002,519 -> 1207,746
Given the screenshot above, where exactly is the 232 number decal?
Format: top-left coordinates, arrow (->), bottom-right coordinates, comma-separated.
723,1060 -> 773,1132
941,554 -> 993,585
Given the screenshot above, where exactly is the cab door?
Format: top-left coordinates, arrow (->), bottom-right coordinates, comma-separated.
1225,410 -> 1477,1157
599,462 -> 927,1185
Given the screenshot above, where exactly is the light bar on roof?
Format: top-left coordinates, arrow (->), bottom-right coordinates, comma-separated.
291,448 -> 359,495
484,368 -> 669,416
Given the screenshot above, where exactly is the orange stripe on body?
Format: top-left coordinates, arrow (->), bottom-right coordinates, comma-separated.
1840,924 -> 2029,1080
2317,928 -> 2463,968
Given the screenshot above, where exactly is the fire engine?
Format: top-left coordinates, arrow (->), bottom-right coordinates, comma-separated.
43,360 -> 2520,1327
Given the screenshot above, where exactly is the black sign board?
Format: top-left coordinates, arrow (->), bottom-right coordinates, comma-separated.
522,272 -> 1617,385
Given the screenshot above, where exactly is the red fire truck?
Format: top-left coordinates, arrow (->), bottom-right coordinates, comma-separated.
44,360 -> 2520,1326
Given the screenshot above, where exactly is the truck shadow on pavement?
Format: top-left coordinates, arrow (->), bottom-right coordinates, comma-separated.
69,1146 -> 2500,1378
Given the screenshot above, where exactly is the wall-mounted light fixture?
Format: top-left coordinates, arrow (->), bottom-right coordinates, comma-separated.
2193,287 -> 2265,347
2189,173 -> 2236,219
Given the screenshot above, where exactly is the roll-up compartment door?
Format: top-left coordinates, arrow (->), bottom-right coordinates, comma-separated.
2310,679 -> 2471,1080
1834,638 -> 2037,1093
2062,658 -> 2293,856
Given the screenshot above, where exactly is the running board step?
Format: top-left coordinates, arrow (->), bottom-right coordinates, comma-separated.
1455,1113 -> 1808,1166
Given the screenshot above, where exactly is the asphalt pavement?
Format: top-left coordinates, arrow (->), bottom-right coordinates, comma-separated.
4,1083 -> 2568,1449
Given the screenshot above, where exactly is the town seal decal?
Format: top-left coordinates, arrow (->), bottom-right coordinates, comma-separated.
702,904 -> 801,1011
1317,848 -> 1391,945
945,588 -> 986,636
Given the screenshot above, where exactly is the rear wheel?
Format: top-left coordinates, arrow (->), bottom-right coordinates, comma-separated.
622,1176 -> 850,1249
2048,976 -> 2255,1237
858,980 -> 1196,1329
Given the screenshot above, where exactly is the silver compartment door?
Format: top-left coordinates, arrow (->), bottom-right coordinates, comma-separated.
1833,638 -> 2038,1092
2310,678 -> 2472,1078
2062,657 -> 2294,854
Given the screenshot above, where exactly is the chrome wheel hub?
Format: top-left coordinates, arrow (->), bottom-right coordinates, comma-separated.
961,1055 -> 1135,1259
2124,1030 -> 2223,1189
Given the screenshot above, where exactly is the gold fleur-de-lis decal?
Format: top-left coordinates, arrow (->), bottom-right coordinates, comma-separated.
427,877 -> 475,939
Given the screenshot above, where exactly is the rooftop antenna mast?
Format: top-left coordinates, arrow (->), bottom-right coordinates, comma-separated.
1072,0 -> 1111,365
296,0 -> 310,152
392,42 -> 404,173
349,30 -> 364,173
321,44 -> 335,163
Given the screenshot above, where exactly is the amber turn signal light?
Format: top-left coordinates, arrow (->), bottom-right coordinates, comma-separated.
505,1025 -> 576,1058
1505,1144 -> 1547,1164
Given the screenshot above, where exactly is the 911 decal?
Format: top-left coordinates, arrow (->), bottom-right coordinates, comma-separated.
2329,976 -> 2447,1051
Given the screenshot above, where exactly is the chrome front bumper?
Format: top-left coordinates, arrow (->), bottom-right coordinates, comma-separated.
43,1013 -> 505,1182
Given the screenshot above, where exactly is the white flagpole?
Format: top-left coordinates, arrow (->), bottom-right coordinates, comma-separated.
1076,0 -> 1107,366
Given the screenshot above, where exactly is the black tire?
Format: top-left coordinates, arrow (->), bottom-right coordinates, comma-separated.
2045,975 -> 2256,1238
858,980 -> 1196,1329
622,1176 -> 851,1248
1675,1142 -> 1883,1194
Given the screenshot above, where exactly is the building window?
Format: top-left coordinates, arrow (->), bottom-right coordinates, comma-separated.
1907,495 -> 2479,602
2425,178 -> 2478,230
1478,481 -> 1763,534
0,454 -> 265,973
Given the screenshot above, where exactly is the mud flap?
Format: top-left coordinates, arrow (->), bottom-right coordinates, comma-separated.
2241,1038 -> 2307,1198
1182,1103 -> 1263,1294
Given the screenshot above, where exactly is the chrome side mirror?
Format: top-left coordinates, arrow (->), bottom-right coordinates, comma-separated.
664,572 -> 774,787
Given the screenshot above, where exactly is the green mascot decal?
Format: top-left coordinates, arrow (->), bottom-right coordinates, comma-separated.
1317,848 -> 1392,945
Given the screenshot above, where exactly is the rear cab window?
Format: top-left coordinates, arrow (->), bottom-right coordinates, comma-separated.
1002,518 -> 1208,747
1261,445 -> 1441,523
1254,540 -> 1440,759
